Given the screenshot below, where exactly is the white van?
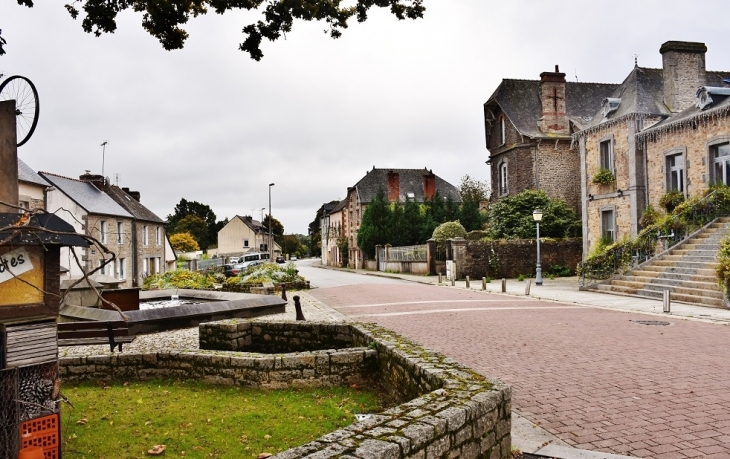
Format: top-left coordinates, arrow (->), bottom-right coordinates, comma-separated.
240,252 -> 269,268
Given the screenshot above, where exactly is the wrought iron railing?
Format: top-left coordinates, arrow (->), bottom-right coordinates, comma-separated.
579,190 -> 730,286
387,244 -> 428,262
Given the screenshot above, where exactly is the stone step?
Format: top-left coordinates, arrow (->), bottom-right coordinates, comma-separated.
661,254 -> 717,263
668,249 -> 717,256
639,265 -> 717,276
630,270 -> 717,283
614,276 -> 720,292
652,260 -> 718,269
676,244 -> 721,251
635,288 -> 724,308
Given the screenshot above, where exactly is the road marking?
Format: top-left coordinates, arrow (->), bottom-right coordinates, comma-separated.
349,306 -> 581,317
337,299 -> 534,309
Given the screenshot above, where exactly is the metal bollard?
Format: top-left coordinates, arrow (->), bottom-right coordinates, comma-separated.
281,283 -> 287,301
663,289 -> 671,313
293,295 -> 306,321
438,273 -> 442,285
465,276 -> 470,289
525,279 -> 532,295
501,278 -> 506,293
482,277 -> 487,291
451,277 -> 455,287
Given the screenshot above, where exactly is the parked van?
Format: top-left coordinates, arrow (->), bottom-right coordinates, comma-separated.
240,252 -> 269,268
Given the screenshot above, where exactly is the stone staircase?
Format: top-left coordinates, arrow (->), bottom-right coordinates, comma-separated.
589,218 -> 730,308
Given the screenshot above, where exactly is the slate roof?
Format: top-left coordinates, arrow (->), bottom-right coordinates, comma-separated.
0,213 -> 88,247
484,79 -> 618,138
329,199 -> 347,214
105,185 -> 164,223
235,215 -> 266,233
353,168 -> 461,204
39,172 -> 133,218
17,159 -> 49,187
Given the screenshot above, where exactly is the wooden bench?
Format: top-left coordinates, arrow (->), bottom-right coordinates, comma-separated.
57,320 -> 134,352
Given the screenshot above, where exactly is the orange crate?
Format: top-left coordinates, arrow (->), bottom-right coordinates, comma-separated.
20,413 -> 59,458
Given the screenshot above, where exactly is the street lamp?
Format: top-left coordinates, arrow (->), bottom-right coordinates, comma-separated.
533,208 -> 543,285
268,183 -> 275,257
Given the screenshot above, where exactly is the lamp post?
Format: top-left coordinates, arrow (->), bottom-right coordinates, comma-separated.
533,208 -> 543,285
268,183 -> 275,257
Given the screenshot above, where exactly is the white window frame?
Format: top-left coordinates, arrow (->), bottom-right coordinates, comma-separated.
117,221 -> 124,245
498,160 -> 508,196
709,137 -> 730,186
118,258 -> 126,280
500,117 -> 506,146
664,149 -> 685,193
599,135 -> 614,173
601,207 -> 616,243
156,226 -> 161,246
143,225 -> 149,246
100,221 -> 108,244
98,259 -> 105,275
143,258 -> 149,277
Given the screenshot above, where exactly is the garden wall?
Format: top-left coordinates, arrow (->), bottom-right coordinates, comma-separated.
61,320 -> 512,459
460,238 -> 582,279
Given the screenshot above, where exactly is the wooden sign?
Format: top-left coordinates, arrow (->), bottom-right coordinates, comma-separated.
0,245 -> 44,306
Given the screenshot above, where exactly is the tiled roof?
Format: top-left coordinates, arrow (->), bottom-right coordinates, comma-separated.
353,168 -> 461,204
235,215 -> 266,233
17,159 -> 49,187
105,185 -> 164,223
485,79 -> 618,138
329,199 -> 347,214
39,172 -> 133,218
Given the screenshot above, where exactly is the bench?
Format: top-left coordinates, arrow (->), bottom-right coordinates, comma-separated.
57,320 -> 134,352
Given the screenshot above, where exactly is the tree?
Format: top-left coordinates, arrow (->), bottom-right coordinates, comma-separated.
166,198 -> 219,248
357,189 -> 392,258
280,234 -> 302,256
458,174 -> 488,232
485,189 -> 581,239
169,232 -> 199,252
431,221 -> 467,247
420,192 -> 445,241
173,214 -> 209,250
3,0 -> 424,59
262,215 -> 284,245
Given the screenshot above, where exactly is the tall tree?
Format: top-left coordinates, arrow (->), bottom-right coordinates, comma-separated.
3,1 -> 424,59
420,192 -> 445,241
169,232 -> 199,253
262,215 -> 284,245
173,214 -> 209,250
166,198 -> 219,248
458,174 -> 488,232
486,189 -> 581,239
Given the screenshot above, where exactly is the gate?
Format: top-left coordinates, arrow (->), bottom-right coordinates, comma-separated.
378,246 -> 386,271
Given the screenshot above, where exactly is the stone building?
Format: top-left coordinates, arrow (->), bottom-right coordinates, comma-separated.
329,167 -> 461,269
17,158 -> 48,211
217,215 -> 282,260
40,171 -> 168,288
483,67 -> 617,213
574,41 -> 730,255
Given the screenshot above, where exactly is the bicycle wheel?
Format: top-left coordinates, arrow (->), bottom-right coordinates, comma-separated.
0,75 -> 40,147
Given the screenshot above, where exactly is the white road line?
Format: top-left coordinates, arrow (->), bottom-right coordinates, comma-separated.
349,306 -> 581,317
337,299 -> 534,309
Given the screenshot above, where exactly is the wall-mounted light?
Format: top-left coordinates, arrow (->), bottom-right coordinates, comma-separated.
617,189 -> 623,197
588,194 -> 594,201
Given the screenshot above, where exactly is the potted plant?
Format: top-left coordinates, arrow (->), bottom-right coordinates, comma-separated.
592,168 -> 615,185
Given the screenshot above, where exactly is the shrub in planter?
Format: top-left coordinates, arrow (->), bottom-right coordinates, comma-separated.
592,168 -> 615,185
639,205 -> 661,228
659,190 -> 685,213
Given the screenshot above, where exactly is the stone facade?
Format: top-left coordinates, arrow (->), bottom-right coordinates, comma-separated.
84,214 -> 136,288
61,320 -> 512,458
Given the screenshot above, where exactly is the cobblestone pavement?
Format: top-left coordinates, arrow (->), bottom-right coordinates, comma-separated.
307,282 -> 730,459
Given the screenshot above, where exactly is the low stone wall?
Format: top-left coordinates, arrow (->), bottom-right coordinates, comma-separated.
462,237 -> 582,279
60,320 -> 512,458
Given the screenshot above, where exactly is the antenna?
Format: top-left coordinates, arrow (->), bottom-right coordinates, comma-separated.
634,54 -> 638,67
574,68 -> 578,82
115,173 -> 119,185
100,140 -> 108,183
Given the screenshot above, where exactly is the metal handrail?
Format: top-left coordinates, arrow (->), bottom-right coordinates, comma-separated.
579,190 -> 730,286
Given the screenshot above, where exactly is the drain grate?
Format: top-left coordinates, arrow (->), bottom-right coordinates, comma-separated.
633,320 -> 671,326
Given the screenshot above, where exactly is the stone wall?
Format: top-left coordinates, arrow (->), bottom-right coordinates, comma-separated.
461,238 -> 582,279
61,320 -> 512,458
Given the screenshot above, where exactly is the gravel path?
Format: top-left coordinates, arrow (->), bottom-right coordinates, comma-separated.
59,292 -> 341,358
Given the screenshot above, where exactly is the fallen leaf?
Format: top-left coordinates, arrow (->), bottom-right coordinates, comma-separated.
147,444 -> 166,455
264,434 -> 271,440
76,418 -> 88,425
257,454 -> 273,459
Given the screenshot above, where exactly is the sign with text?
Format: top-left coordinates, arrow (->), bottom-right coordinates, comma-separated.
0,246 -> 44,306
0,247 -> 33,283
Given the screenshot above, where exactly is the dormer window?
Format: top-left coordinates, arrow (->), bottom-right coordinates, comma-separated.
406,192 -> 415,201
696,86 -> 730,110
601,98 -> 621,117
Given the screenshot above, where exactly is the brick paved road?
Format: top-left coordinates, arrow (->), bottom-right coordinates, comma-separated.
308,283 -> 730,459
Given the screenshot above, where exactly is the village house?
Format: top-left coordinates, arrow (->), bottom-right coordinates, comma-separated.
217,215 -> 282,260
483,67 -> 618,213
17,158 -> 48,211
575,41 -> 730,255
39,171 -> 168,288
323,167 -> 461,269
320,199 -> 346,267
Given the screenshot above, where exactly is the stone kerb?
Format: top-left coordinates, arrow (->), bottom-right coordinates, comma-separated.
59,320 -> 512,458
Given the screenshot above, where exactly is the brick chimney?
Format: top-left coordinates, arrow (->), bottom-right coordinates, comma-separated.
660,41 -> 707,112
538,65 -> 570,136
387,171 -> 400,202
423,171 -> 436,200
79,172 -> 106,191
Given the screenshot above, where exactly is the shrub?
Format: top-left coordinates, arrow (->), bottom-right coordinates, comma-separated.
639,205 -> 661,228
716,235 -> 730,294
143,269 -> 216,290
485,190 -> 581,239
228,262 -> 306,285
432,221 -> 467,247
592,168 -> 615,185
659,190 -> 685,213
169,232 -> 200,252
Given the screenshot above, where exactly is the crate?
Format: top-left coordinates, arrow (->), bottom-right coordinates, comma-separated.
20,413 -> 59,459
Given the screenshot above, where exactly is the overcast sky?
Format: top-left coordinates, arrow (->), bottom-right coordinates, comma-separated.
3,1 -> 730,235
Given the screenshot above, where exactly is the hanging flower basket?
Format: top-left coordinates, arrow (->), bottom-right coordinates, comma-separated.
592,168 -> 615,185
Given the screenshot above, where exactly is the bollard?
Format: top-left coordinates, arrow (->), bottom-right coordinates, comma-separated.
438,272 -> 442,285
293,295 -> 306,321
451,277 -> 455,287
482,277 -> 487,291
501,278 -> 506,293
465,276 -> 470,289
281,284 -> 287,301
663,289 -> 671,313
525,279 -> 532,295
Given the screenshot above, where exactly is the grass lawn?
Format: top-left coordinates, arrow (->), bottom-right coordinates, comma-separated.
61,379 -> 384,459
